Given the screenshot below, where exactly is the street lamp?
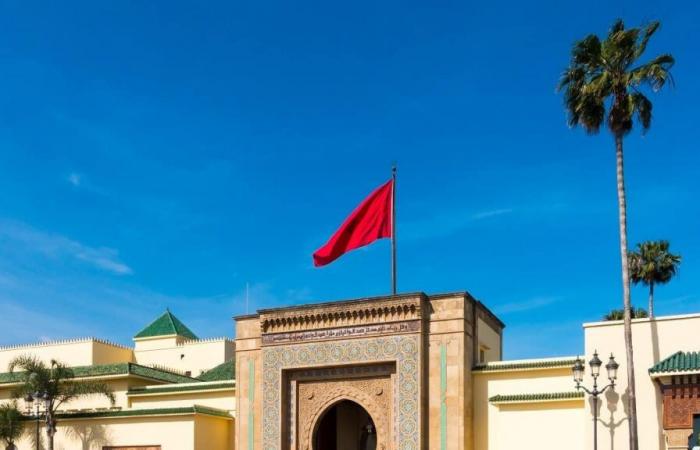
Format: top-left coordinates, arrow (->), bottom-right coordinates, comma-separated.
24,390 -> 49,450
572,351 -> 619,450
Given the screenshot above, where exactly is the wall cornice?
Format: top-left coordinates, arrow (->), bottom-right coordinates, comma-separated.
259,294 -> 425,334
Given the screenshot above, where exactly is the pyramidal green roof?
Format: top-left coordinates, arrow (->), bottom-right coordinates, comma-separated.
650,351 -> 700,374
135,310 -> 198,340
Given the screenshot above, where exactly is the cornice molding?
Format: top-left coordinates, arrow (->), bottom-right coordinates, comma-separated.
260,294 -> 424,334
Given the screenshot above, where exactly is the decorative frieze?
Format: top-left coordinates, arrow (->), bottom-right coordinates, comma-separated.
259,296 -> 423,335
262,320 -> 420,345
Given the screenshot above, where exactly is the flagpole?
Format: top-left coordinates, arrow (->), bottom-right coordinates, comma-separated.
391,165 -> 397,295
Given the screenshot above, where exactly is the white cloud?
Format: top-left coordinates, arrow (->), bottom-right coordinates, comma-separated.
0,219 -> 132,275
401,207 -> 514,241
67,172 -> 82,187
471,208 -> 514,220
495,296 -> 562,314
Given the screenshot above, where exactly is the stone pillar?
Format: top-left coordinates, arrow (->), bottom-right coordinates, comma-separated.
665,429 -> 692,450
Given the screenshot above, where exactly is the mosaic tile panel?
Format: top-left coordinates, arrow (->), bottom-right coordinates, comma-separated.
262,335 -> 421,450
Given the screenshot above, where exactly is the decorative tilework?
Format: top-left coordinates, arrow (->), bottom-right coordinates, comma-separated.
262,335 -> 420,450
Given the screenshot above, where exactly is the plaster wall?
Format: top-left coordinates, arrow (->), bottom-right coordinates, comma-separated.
129,389 -> 236,411
477,317 -> 501,363
583,313 -> 700,450
0,340 -> 118,371
91,341 -> 135,365
195,414 -> 234,450
14,415 -> 197,450
492,400 -> 585,450
134,338 -> 234,377
473,365 -> 583,450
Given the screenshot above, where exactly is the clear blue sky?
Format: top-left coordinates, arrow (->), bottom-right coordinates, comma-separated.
1,1 -> 698,359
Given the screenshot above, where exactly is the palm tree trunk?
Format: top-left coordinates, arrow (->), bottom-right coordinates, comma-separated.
46,412 -> 54,450
616,134 -> 639,450
649,282 -> 655,318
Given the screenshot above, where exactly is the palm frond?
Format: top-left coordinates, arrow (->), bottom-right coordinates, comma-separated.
632,92 -> 652,131
630,54 -> 675,91
0,401 -> 25,444
572,35 -> 603,69
635,21 -> 661,58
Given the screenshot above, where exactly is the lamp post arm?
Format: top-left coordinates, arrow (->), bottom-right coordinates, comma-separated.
599,383 -> 615,395
576,385 -> 594,395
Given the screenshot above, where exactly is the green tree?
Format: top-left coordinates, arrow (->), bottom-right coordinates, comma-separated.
558,19 -> 674,450
628,240 -> 681,318
9,356 -> 115,450
603,307 -> 648,321
0,401 -> 24,450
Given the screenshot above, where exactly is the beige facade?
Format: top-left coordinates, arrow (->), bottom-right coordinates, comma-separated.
1,292 -> 697,450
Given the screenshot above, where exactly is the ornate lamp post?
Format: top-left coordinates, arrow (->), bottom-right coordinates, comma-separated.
24,389 -> 50,450
573,351 -> 619,450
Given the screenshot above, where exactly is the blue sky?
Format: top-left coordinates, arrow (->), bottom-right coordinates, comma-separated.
0,1 -> 698,359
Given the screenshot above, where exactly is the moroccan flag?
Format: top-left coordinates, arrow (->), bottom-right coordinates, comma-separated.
313,179 -> 394,267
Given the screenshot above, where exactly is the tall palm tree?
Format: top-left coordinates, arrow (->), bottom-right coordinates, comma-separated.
0,401 -> 24,450
628,240 -> 681,318
558,19 -> 674,450
9,356 -> 115,450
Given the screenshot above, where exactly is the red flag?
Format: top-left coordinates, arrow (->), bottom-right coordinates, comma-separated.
313,179 -> 394,267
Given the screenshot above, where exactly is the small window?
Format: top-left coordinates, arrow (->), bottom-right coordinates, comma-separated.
479,348 -> 486,364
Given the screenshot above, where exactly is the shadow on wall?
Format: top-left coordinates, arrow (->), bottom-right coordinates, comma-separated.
650,320 -> 666,450
65,423 -> 112,450
592,387 -> 628,450
24,423 -> 46,450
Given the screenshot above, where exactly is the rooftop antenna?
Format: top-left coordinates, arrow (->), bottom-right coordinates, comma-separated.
245,282 -> 250,315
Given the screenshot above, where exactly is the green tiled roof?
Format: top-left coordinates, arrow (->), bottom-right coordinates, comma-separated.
44,405 -> 232,420
0,362 -> 199,385
134,310 -> 198,340
650,351 -> 700,374
489,391 -> 584,403
198,359 -> 235,382
128,382 -> 234,396
473,358 -> 578,372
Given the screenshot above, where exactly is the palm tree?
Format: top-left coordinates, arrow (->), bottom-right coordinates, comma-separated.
628,240 -> 681,318
558,19 -> 674,450
0,401 -> 24,450
9,356 -> 115,450
603,307 -> 648,321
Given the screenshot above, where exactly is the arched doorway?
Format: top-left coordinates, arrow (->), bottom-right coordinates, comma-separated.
313,400 -> 377,450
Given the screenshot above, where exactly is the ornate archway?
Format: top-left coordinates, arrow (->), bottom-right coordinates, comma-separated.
298,382 -> 390,450
313,400 -> 377,450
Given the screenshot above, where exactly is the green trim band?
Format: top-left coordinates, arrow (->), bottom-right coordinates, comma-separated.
22,405 -> 231,420
128,382 -> 234,395
473,358 -> 577,372
489,391 -> 584,403
0,362 -> 198,385
248,359 -> 255,450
